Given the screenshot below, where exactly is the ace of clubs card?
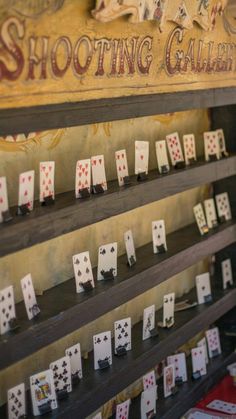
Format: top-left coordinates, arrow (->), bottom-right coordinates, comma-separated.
193,203 -> 208,235
75,159 -> 91,198
155,141 -> 170,173
205,327 -> 221,358
21,274 -> 40,320
204,199 -> 218,229
93,331 -> 112,370
161,293 -> 175,328
115,149 -> 129,186
50,356 -> 72,395
65,343 -> 83,379
0,177 -> 9,222
116,399 -> 130,419
30,369 -> 57,416
39,161 -> 55,202
166,132 -> 184,166
141,386 -> 157,419
142,305 -> 155,340
124,230 -> 136,266
72,251 -> 94,293
135,141 -> 149,175
215,192 -> 232,221
195,272 -> 211,304
221,258 -> 233,290
183,134 -> 196,165
163,364 -> 175,398
204,131 -> 220,161
91,155 -> 107,191
191,347 -> 207,376
167,353 -> 187,382
197,337 -> 209,364
114,317 -> 131,354
217,129 -> 228,156
143,370 -> 156,391
97,242 -> 117,281
8,383 -> 26,419
0,285 -> 16,335
152,220 -> 167,254
18,170 -> 35,211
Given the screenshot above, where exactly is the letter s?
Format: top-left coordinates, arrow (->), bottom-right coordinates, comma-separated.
0,17 -> 24,81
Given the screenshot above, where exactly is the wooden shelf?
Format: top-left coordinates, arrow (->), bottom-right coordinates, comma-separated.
0,221 -> 235,371
1,156 -> 236,258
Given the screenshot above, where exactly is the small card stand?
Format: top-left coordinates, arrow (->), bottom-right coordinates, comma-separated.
175,376 -> 183,386
226,281 -> 234,290
188,158 -> 195,165
128,255 -> 136,267
222,151 -> 229,158
93,184 -> 104,194
80,280 -> 93,292
56,388 -> 69,400
9,317 -> 20,332
202,225 -> 209,235
2,209 -> 13,223
38,401 -> 52,415
72,372 -> 81,386
171,386 -> 178,396
209,154 -> 218,162
19,415 -> 27,419
31,304 -> 40,318
123,176 -> 132,186
137,172 -> 148,182
204,294 -> 212,303
42,195 -> 55,206
165,318 -> 174,329
219,215 -> 226,223
115,346 -> 127,357
192,370 -> 201,380
212,220 -> 218,228
149,327 -> 159,338
98,359 -> 110,370
17,204 -> 30,216
101,269 -> 114,281
146,410 -> 156,419
160,165 -> 169,175
156,244 -> 166,254
174,161 -> 185,170
79,188 -> 90,199
211,348 -> 220,358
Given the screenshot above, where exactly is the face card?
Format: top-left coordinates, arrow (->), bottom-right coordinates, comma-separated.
91,155 -> 107,190
0,285 -> 16,335
97,242 -> 118,281
124,230 -> 136,266
155,141 -> 170,173
207,400 -> 236,415
65,343 -> 83,379
166,132 -> 184,166
143,370 -> 156,391
152,220 -> 167,254
93,331 -> 112,370
163,293 -> 175,328
115,149 -> 129,186
142,305 -> 155,340
191,347 -> 207,376
0,177 -> 9,222
135,141 -> 149,175
30,369 -> 57,416
50,356 -> 72,395
195,272 -> 211,305
39,161 -> 55,202
167,353 -> 187,382
163,365 -> 175,398
141,386 -> 157,419
205,327 -> 222,358
197,337 -> 209,364
215,192 -> 232,221
72,251 -> 94,293
193,203 -> 208,236
216,129 -> 227,156
75,159 -> 91,198
221,258 -> 233,290
204,131 -> 220,161
8,383 -> 26,419
18,170 -> 35,211
116,399 -> 130,419
204,199 -> 218,229
21,274 -> 40,320
183,134 -> 196,165
114,317 -> 131,354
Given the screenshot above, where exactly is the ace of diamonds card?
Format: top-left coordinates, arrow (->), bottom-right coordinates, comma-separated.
39,161 -> 55,202
18,170 -> 35,211
0,176 -> 9,223
75,159 -> 91,198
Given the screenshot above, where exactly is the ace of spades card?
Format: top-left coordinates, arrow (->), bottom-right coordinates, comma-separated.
215,192 -> 232,222
195,272 -> 212,305
216,129 -> 228,157
18,170 -> 35,211
93,331 -> 112,370
97,242 -> 118,281
65,343 -> 83,380
115,149 -> 129,186
204,131 -> 220,161
191,347 -> 207,376
183,134 -> 197,165
72,251 -> 95,293
193,203 -> 209,236
116,399 -> 130,419
114,317 -> 131,354
50,355 -> 72,396
141,386 -> 157,419
30,369 -> 57,416
8,383 -> 26,419
205,327 -> 222,359
91,155 -> 107,191
166,132 -> 184,167
124,230 -> 136,267
163,364 -> 175,398
221,258 -> 233,290
159,293 -> 175,329
142,305 -> 155,340
155,140 -> 170,174
143,370 -> 156,391
21,274 -> 40,320
197,337 -> 209,365
135,141 -> 149,175
152,220 -> 167,254
0,285 -> 16,335
204,199 -> 218,229
167,353 -> 187,383
75,159 -> 91,198
39,161 -> 55,202
0,176 -> 9,223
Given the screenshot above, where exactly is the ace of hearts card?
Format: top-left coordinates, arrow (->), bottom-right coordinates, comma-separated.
97,242 -> 117,281
30,369 -> 57,416
21,274 -> 40,320
204,131 -> 220,161
135,141 -> 149,175
166,132 -> 184,167
93,331 -> 112,370
0,285 -> 16,335
8,383 -> 26,419
205,327 -> 221,358
72,251 -> 95,293
0,177 -> 9,223
75,159 -> 91,198
163,364 -> 175,398
39,162 -> 55,202
114,317 -> 131,354
18,170 -> 35,211
91,155 -> 107,191
115,149 -> 129,186
141,386 -> 157,419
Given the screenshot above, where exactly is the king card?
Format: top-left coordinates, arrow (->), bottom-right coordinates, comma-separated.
18,170 -> 35,211
183,134 -> 197,165
21,274 -> 40,320
204,198 -> 218,229
163,364 -> 175,398
116,399 -> 130,419
0,177 -> 9,223
195,272 -> 212,304
114,317 -> 131,354
191,347 -> 207,376
135,141 -> 149,175
152,220 -> 167,254
72,251 -> 95,293
193,203 -> 209,235
97,242 -> 117,281
75,159 -> 91,198
30,369 -> 57,416
167,353 -> 187,383
155,141 -> 170,174
205,327 -> 222,358
166,132 -> 184,167
143,370 -> 156,391
50,356 -> 72,396
215,192 -> 232,221
124,230 -> 136,267
115,149 -> 129,186
142,305 -> 155,340
221,258 -> 233,290
91,155 -> 107,191
0,285 -> 16,335
204,131 -> 220,161
39,161 -> 55,202
93,331 -> 112,370
65,343 -> 83,380
8,383 -> 26,419
141,386 -> 157,419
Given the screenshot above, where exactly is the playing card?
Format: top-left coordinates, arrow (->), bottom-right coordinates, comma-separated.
21,274 -> 40,320
142,305 -> 155,340
161,293 -> 175,328
50,356 -> 72,395
215,192 -> 232,221
0,285 -> 16,335
143,370 -> 156,391
197,337 -> 209,364
124,230 -> 136,266
75,159 -> 91,198
173,1 -> 193,29
152,220 -> 167,254
207,400 -> 236,415
72,251 -> 95,293
7,383 -> 26,419
141,386 -> 157,419
18,170 -> 35,211
114,317 -> 131,354
183,134 -> 196,165
135,141 -> 149,175
205,327 -> 222,358
0,176 -> 9,223
166,132 -> 184,167
91,155 -> 107,191
185,409 -> 226,419
216,129 -> 228,156
115,149 -> 129,186
65,343 -> 83,380
93,331 -> 112,370
195,272 -> 212,305
155,141 -> 170,173
204,131 -> 220,161
116,399 -> 130,419
167,353 -> 187,382
92,413 -> 102,419
193,203 -> 209,236
191,347 -> 207,376
221,258 -> 233,290
30,369 -> 57,416
39,161 -> 55,202
204,199 -> 218,229
97,242 -> 117,281
163,364 -> 175,398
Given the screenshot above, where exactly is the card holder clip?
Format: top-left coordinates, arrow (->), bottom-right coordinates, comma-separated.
38,401 -> 53,414
115,345 -> 127,357
175,376 -> 183,386
98,359 -> 110,370
192,370 -> 201,380
226,281 -> 233,290
17,204 -> 30,216
93,184 -> 104,194
211,348 -> 220,358
188,158 -> 195,165
219,215 -> 226,223
1,209 -> 13,223
101,269 -> 114,281
212,220 -> 218,228
128,255 -> 136,267
79,280 -> 93,292
79,188 -> 90,198
171,386 -> 178,395
123,176 -> 132,186
8,317 -> 20,332
174,161 -> 185,170
204,294 -> 212,303
31,304 -> 40,318
72,372 -> 81,386
137,172 -> 148,182
42,195 -> 55,206
149,327 -> 159,338
209,154 -> 218,161
146,409 -> 156,419
156,244 -> 166,254
160,165 -> 169,174
56,388 -> 69,400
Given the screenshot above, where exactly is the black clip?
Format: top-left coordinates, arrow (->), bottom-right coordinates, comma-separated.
146,410 -> 156,419
226,281 -> 233,290
56,388 -> 68,400
209,154 -> 218,162
137,172 -> 148,182
115,346 -> 127,357
188,158 -> 195,165
1,209 -> 13,223
222,151 -> 229,158
98,359 -> 110,370
9,317 -> 20,332
19,415 -> 27,419
166,317 -> 174,328
93,184 -> 104,194
202,225 -> 209,235
149,327 -> 159,338
211,348 -> 220,358
171,386 -> 178,396
79,280 -> 93,292
42,195 -> 55,206
204,294 -> 212,303
38,401 -> 52,414
212,220 -> 218,228
123,176 -> 132,186
175,376 -> 183,386
79,188 -> 90,199
72,372 -> 81,386
160,165 -> 169,174
219,215 -> 226,223
174,161 -> 185,169
101,269 -> 114,281
192,370 -> 201,380
17,204 -> 30,216
31,304 -> 40,318
156,244 -> 166,254
128,255 -> 136,267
